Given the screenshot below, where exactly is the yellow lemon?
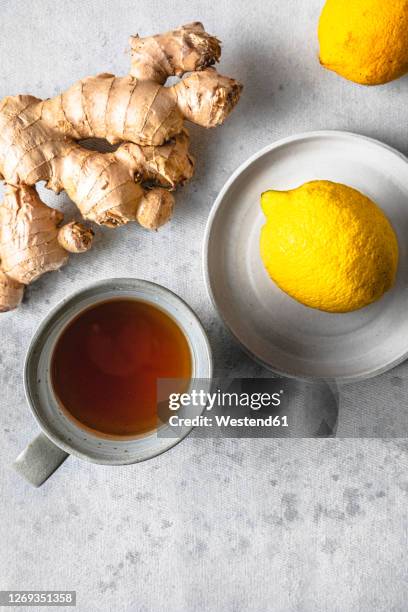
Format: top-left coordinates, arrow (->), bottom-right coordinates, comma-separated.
318,0 -> 408,85
260,181 -> 398,313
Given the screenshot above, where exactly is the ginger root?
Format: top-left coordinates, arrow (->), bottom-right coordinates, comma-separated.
58,222 -> 95,254
0,184 -> 94,285
0,22 -> 242,311
0,268 -> 24,312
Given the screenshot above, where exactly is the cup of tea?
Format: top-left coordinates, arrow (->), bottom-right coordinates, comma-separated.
14,278 -> 213,486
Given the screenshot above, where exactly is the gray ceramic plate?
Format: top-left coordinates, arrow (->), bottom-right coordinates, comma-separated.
203,131 -> 408,382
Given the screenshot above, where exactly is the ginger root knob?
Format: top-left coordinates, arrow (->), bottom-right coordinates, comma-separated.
0,267 -> 24,312
58,222 -> 95,253
136,189 -> 175,230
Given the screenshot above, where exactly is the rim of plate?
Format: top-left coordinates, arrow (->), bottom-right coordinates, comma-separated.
202,130 -> 408,384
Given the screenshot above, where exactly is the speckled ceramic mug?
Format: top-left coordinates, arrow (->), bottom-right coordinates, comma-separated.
13,279 -> 213,487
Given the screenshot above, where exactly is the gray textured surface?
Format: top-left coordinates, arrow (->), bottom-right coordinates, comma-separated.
1,1 -> 408,610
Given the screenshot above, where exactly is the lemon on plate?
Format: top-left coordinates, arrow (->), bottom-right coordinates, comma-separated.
260,180 -> 398,313
318,0 -> 408,85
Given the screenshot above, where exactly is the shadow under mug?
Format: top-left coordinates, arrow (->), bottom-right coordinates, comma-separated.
14,278 -> 213,487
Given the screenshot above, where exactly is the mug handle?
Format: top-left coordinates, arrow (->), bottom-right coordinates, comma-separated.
13,432 -> 69,487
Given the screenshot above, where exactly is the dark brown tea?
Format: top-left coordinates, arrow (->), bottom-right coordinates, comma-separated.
51,299 -> 192,437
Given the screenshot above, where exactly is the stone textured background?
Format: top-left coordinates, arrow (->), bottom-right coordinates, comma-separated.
1,1 -> 408,610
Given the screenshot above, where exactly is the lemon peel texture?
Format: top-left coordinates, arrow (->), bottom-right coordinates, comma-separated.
318,0 -> 408,85
260,180 -> 398,313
